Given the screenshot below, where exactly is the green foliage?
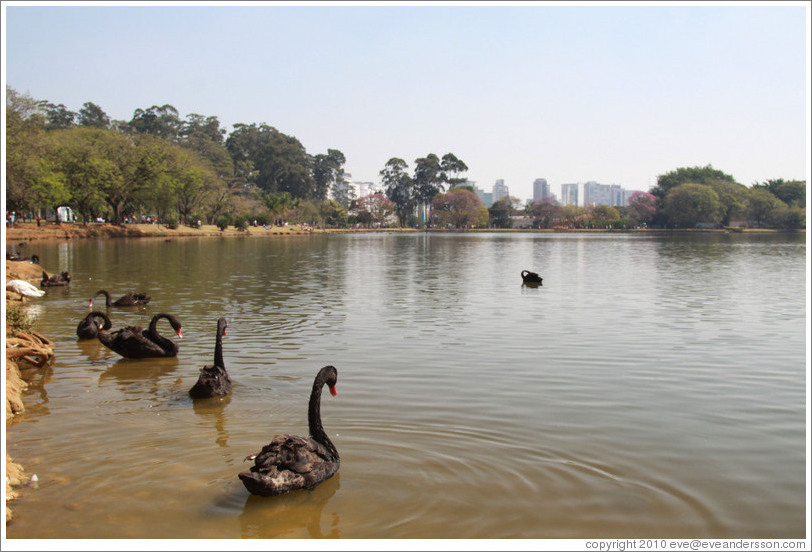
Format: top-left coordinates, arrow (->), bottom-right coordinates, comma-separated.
489,197 -> 514,228
664,183 -> 723,227
6,303 -> 33,333
233,215 -> 249,231
653,165 -> 737,201
165,212 -> 179,229
215,214 -> 230,231
381,157 -> 414,227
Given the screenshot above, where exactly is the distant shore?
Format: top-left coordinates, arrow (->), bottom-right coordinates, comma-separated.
4,221 -> 797,243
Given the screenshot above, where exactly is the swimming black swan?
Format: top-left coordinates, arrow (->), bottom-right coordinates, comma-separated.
521,270 -> 543,285
41,271 -> 71,287
189,317 -> 232,399
239,365 -> 339,496
89,289 -> 151,308
97,313 -> 183,358
77,311 -> 113,340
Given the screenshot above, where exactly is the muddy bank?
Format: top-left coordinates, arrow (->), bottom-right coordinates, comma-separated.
5,259 -> 56,523
5,221 -> 318,243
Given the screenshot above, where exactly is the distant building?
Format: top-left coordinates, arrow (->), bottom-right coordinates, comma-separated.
533,178 -> 550,203
583,181 -> 626,208
561,183 -> 579,206
493,179 -> 509,203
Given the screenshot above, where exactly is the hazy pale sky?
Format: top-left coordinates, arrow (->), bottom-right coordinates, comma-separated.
3,1 -> 809,201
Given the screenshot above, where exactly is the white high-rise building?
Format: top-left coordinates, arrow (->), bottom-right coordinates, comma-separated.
493,179 -> 509,203
561,183 -> 579,206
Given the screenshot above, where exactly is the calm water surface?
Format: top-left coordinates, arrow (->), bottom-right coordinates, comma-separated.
5,232 -> 808,539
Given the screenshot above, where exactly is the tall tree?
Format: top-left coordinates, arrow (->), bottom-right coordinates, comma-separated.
178,113 -> 232,176
380,157 -> 414,227
312,149 -> 346,202
5,87 -> 47,212
42,102 -> 77,130
78,102 -> 111,129
128,104 -> 181,140
225,123 -> 314,198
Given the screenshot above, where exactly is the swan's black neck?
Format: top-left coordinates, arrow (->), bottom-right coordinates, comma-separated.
213,318 -> 226,368
89,311 -> 112,330
93,290 -> 111,307
308,372 -> 338,460
147,313 -> 180,351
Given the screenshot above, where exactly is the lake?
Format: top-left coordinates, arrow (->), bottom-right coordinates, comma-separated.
4,231 -> 808,539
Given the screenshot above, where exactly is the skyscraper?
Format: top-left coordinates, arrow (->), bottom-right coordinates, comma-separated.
533,178 -> 550,203
493,179 -> 509,203
561,183 -> 579,206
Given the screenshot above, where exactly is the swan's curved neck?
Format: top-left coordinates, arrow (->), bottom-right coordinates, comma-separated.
147,313 -> 179,351
308,377 -> 337,459
93,290 -> 111,306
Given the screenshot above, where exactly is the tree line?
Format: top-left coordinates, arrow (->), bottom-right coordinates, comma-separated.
5,86 -> 805,230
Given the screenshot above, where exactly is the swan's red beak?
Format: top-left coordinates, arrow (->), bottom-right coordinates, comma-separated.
329,385 -> 337,397
177,328 -> 183,339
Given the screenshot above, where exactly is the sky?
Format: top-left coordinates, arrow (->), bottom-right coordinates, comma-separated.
2,1 -> 810,202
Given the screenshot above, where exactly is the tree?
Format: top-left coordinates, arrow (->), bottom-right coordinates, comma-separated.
412,152 -> 469,223
312,149 -> 347,202
707,179 -> 749,226
626,191 -> 657,225
5,87 -> 47,213
663,183 -> 722,227
353,193 -> 394,227
381,157 -> 414,227
430,188 -> 488,228
489,196 -> 519,228
128,104 -> 181,140
589,205 -> 621,226
652,165 -> 737,203
527,199 -> 563,229
42,102 -> 76,130
225,123 -> 314,198
178,114 -> 232,176
440,153 -> 469,187
746,187 -> 782,228
263,191 -> 296,225
754,179 -> 806,208
78,102 -> 111,129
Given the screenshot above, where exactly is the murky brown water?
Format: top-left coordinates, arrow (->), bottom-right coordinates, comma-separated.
4,232 -> 807,539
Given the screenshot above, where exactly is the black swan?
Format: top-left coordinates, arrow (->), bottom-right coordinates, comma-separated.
89,289 -> 151,308
239,365 -> 339,496
521,270 -> 543,285
41,271 -> 71,287
189,317 -> 232,399
97,313 -> 183,358
76,311 -> 113,340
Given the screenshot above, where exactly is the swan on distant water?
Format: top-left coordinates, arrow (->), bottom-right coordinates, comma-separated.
189,317 -> 232,399
89,290 -> 151,308
41,271 -> 71,287
239,366 -> 339,496
97,313 -> 183,358
521,270 -> 543,285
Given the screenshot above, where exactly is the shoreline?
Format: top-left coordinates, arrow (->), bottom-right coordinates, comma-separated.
4,221 -> 798,243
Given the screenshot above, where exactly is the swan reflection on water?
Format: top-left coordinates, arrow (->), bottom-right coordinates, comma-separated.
98,357 -> 180,395
192,393 -> 232,448
238,473 -> 341,538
